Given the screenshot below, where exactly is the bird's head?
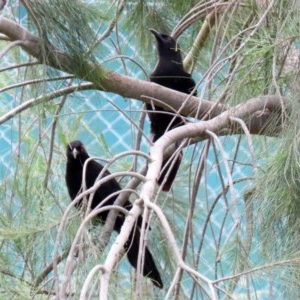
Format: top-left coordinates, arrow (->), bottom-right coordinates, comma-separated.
149,29 -> 181,60
66,140 -> 88,161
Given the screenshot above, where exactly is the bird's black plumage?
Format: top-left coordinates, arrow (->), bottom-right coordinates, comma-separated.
65,140 -> 163,288
148,29 -> 197,191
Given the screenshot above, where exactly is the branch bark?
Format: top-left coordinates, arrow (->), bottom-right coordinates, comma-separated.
0,17 -> 285,135
100,95 -> 283,297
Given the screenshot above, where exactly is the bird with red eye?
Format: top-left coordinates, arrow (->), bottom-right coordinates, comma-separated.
147,29 -> 197,191
65,140 -> 163,288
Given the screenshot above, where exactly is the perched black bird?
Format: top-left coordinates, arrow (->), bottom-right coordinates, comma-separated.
148,29 -> 197,191
65,140 -> 163,288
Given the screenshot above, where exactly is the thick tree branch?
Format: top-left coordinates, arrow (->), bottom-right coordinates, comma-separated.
0,17 -> 285,135
147,95 -> 286,199
100,95 -> 283,297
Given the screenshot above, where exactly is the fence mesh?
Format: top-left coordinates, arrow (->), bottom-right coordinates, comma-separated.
0,3 -> 283,299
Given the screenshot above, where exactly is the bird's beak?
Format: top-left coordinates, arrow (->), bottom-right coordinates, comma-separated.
72,148 -> 79,159
149,28 -> 162,41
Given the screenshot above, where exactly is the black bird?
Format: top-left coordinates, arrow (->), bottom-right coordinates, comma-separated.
148,29 -> 197,191
65,140 -> 163,288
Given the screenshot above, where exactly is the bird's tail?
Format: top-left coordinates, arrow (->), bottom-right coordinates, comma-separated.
157,151 -> 182,191
125,227 -> 163,289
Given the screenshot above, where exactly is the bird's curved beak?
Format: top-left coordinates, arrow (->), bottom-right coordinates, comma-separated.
72,148 -> 78,159
149,28 -> 162,41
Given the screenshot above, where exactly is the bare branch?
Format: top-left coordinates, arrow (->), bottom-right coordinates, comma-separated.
0,17 -> 285,135
0,83 -> 94,125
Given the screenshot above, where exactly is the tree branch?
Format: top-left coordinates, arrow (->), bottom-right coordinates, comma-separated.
0,17 -> 285,135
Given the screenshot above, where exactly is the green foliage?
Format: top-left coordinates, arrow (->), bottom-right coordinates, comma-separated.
2,0 -> 300,298
255,114 -> 300,250
249,97 -> 300,296
24,0 -> 108,82
26,0 -> 102,55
